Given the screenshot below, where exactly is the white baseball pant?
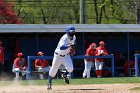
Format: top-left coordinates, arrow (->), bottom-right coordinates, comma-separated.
95,62 -> 103,70
37,67 -> 50,79
12,68 -> 26,80
49,54 -> 73,77
83,59 -> 93,78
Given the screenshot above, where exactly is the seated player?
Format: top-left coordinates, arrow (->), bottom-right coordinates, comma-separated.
124,59 -> 135,76
12,53 -> 27,80
35,51 -> 50,79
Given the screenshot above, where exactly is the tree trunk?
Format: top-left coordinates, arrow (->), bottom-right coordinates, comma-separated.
93,0 -> 99,24
136,0 -> 140,24
41,8 -> 47,24
99,0 -> 105,24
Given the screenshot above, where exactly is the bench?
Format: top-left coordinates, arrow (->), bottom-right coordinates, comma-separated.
30,71 -> 49,79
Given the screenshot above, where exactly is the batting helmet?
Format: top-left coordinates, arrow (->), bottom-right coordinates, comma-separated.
37,51 -> 44,56
99,41 -> 105,46
65,26 -> 75,37
17,53 -> 23,57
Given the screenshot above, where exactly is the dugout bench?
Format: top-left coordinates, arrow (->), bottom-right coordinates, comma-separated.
26,54 -> 114,79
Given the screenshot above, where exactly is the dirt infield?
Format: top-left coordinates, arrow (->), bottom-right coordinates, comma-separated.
1,83 -> 140,93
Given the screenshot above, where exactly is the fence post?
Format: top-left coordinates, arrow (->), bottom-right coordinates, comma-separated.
111,54 -> 114,77
26,56 -> 31,79
135,54 -> 139,77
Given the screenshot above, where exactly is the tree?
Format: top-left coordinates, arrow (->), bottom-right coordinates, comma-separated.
92,0 -> 137,24
10,0 -> 138,24
0,0 -> 22,24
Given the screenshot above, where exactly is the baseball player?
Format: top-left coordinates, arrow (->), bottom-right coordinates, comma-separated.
123,59 -> 135,76
47,26 -> 76,90
35,51 -> 50,79
83,43 -> 97,78
95,41 -> 108,78
12,53 -> 27,80
0,41 -> 4,77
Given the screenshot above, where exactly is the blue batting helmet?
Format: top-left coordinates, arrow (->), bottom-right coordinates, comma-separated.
65,26 -> 75,33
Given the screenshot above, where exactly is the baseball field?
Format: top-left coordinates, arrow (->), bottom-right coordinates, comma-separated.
1,77 -> 140,93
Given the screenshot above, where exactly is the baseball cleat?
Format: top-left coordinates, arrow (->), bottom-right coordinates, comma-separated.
47,83 -> 52,90
61,74 -> 69,84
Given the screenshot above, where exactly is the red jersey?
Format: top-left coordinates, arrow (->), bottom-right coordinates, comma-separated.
85,47 -> 96,62
124,60 -> 135,75
0,47 -> 4,63
14,58 -> 27,70
35,59 -> 48,68
95,46 -> 108,62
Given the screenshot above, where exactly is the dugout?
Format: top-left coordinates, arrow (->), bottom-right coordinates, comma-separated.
0,24 -> 140,78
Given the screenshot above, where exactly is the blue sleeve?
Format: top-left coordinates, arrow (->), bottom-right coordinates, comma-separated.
60,45 -> 68,50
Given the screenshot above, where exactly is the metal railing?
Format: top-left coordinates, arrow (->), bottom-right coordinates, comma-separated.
26,54 -> 114,79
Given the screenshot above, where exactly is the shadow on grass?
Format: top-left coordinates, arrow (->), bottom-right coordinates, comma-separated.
54,88 -> 105,93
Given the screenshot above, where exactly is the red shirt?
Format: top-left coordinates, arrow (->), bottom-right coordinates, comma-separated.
85,48 -> 96,62
35,59 -> 48,68
124,60 -> 135,75
0,47 -> 4,63
95,46 -> 108,62
14,58 -> 27,70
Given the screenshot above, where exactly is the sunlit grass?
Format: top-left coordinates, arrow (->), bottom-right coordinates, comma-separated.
0,77 -> 140,86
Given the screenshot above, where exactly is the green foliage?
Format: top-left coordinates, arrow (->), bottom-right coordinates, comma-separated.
6,0 -> 138,24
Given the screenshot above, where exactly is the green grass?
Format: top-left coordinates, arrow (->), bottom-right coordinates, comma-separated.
1,77 -> 140,86
130,87 -> 140,90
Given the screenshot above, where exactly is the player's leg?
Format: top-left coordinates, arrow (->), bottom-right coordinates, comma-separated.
15,72 -> 20,80
42,67 -> 50,79
62,56 -> 73,84
49,58 -> 62,77
48,55 -> 62,89
83,59 -> 87,78
86,62 -> 92,78
43,66 -> 50,72
98,62 -> 103,77
38,67 -> 44,79
13,68 -> 20,80
63,56 -> 73,73
95,62 -> 100,77
21,70 -> 26,80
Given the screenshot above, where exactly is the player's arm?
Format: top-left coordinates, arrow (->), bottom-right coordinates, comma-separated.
85,49 -> 91,61
0,47 -> 4,65
59,36 -> 71,50
69,47 -> 75,56
59,35 -> 76,50
14,58 -> 19,68
23,59 -> 27,70
35,60 -> 42,68
14,58 -> 23,70
95,49 -> 100,56
45,60 -> 49,66
60,44 -> 69,50
103,49 -> 108,56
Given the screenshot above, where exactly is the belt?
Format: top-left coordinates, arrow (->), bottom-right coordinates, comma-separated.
55,52 -> 68,57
